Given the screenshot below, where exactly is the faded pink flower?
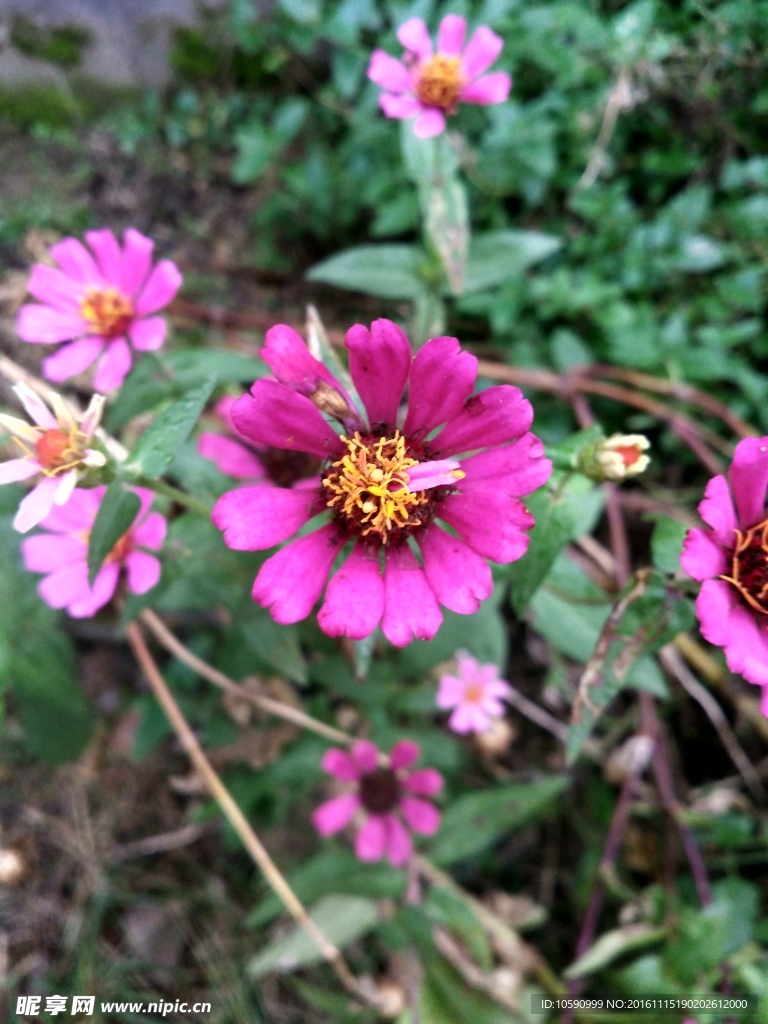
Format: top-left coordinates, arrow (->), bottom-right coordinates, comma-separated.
21,485 -> 166,618
437,651 -> 511,733
681,437 -> 768,713
212,319 -> 551,647
0,383 -> 106,533
312,739 -> 442,867
367,14 -> 511,138
17,228 -> 182,392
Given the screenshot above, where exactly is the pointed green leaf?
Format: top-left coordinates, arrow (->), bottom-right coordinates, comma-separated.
87,482 -> 141,586
126,378 -> 215,479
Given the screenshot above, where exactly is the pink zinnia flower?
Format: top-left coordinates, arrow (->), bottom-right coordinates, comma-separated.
211,319 -> 551,647
367,14 -> 511,138
437,651 -> 511,733
0,383 -> 106,533
681,437 -> 768,714
17,228 -> 182,392
21,485 -> 166,618
312,739 -> 442,867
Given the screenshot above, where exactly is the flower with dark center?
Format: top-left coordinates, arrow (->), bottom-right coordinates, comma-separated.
211,319 -> 551,646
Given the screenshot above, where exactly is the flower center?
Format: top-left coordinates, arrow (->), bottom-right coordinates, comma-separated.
322,431 -> 432,545
614,445 -> 642,467
34,428 -> 83,475
464,683 -> 484,704
722,518 -> 768,616
80,287 -> 134,338
108,531 -> 133,563
359,768 -> 402,815
415,54 -> 464,110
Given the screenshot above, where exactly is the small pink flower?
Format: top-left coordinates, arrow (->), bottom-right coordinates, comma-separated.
367,14 -> 511,138
681,437 -> 768,714
212,320 -> 551,646
0,383 -> 106,533
437,651 -> 511,733
21,485 -> 166,618
312,739 -> 443,867
17,228 -> 182,392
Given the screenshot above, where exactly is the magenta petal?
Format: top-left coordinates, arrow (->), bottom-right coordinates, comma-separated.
129,316 -> 167,352
367,49 -> 413,92
440,491 -> 533,563
232,381 -> 341,458
436,674 -> 464,708
379,93 -> 423,119
133,510 -> 166,551
399,796 -> 440,836
413,109 -> 447,138
680,528 -> 728,581
459,71 -> 511,105
85,228 -> 122,284
419,523 -> 492,614
17,304 -> 88,344
0,459 -> 38,484
381,546 -> 442,647
262,324 -> 353,410
36,561 -> 91,610
385,815 -> 413,867
461,25 -> 504,79
13,477 -> 61,533
252,524 -> 338,624
321,748 -> 361,782
40,486 -> 102,532
437,14 -> 466,56
432,385 -> 534,456
346,318 -> 411,429
42,336 -> 104,383
94,338 -> 132,392
403,768 -> 443,796
724,605 -> 768,687
317,543 -> 384,640
213,485 -> 314,550
68,561 -> 120,618
121,228 -> 154,298
404,336 -> 477,436
198,434 -> 266,479
312,793 -> 360,836
135,260 -> 182,316
125,551 -> 161,594
352,739 -> 379,773
458,434 -> 552,496
728,436 -> 768,529
397,17 -> 433,60
27,264 -> 80,311
49,237 -> 101,284
450,703 -> 490,733
698,475 -> 738,545
389,739 -> 420,770
21,532 -> 84,575
695,579 -> 736,647
355,815 -> 387,862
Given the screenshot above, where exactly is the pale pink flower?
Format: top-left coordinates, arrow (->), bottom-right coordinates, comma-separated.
0,382 -> 106,533
211,319 -> 551,647
312,739 -> 442,867
437,651 -> 511,733
17,228 -> 182,392
681,437 -> 768,714
367,14 -> 511,138
21,486 -> 166,618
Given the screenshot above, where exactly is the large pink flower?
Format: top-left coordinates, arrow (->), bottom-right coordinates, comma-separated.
312,739 -> 443,867
437,651 -> 511,734
17,228 -> 182,392
211,319 -> 551,646
681,437 -> 768,713
21,485 -> 166,618
367,14 -> 511,138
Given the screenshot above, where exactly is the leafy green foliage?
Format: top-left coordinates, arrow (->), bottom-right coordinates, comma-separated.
87,482 -> 141,585
126,379 -> 215,480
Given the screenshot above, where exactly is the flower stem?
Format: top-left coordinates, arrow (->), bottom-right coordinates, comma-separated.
139,479 -> 212,517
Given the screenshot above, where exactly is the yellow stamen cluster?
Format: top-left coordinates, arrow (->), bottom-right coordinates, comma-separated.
80,287 -> 134,338
323,431 -> 428,543
415,54 -> 464,110
721,518 -> 768,616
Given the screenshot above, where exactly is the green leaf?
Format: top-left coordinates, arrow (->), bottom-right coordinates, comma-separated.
248,895 -> 379,977
431,776 -> 567,866
565,924 -> 665,979
463,230 -> 561,294
306,244 -> 425,299
126,379 -> 215,479
420,956 -> 512,1024
649,515 -> 688,574
87,482 -> 141,586
425,887 -> 493,971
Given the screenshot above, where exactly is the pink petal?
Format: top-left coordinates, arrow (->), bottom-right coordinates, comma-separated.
459,71 -> 511,105
129,316 -> 167,352
390,739 -> 420,770
36,561 -> 91,610
125,550 -> 161,594
312,794 -> 360,836
728,437 -> 768,529
42,336 -> 104,383
261,324 -> 354,412
403,336 -> 477,436
213,485 -> 315,550
698,474 -> 738,546
21,532 -> 84,572
405,458 -> 464,491
432,385 -> 534,456
680,528 -> 728,581
40,486 -> 102,533
419,523 -> 493,614
352,739 -> 379,774
385,815 -> 413,867
317,543 -> 384,640
695,579 -> 736,648
461,25 -> 504,80
321,748 -> 362,782
17,304 -> 88,344
0,458 -> 38,484
399,796 -> 440,836
93,338 -> 132,392
450,703 -> 491,734
13,476 -> 61,533
135,260 -> 182,316
367,50 -> 414,93
437,14 -> 466,56
84,228 -> 122,285
232,381 -> 342,459
397,18 -> 433,61
413,109 -> 447,138
198,433 -> 266,479
67,561 -> 120,618
49,237 -> 102,284
355,815 -> 387,862
346,319 -> 412,427
724,605 -> 768,687
133,507 -> 168,549
121,228 -> 154,298
252,524 -> 338,624
381,546 -> 442,647
379,94 -> 423,119
15,386 -> 58,429
436,674 -> 464,708
403,768 -> 443,796
458,435 -> 552,496
27,264 -> 81,311
133,487 -> 158,525
440,490 -> 534,563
